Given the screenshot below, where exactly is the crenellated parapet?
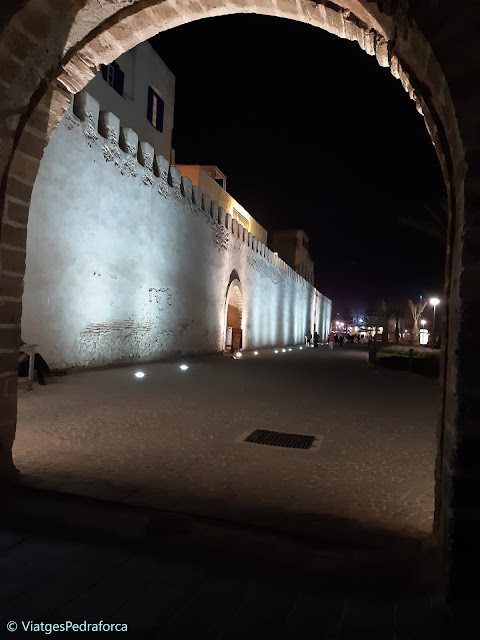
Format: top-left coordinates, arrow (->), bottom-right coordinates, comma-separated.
71,90 -> 318,292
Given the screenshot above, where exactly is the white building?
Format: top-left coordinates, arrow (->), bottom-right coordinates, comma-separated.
84,41 -> 175,161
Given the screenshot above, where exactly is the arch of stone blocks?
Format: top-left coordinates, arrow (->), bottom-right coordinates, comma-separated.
0,0 -> 478,599
225,277 -> 243,338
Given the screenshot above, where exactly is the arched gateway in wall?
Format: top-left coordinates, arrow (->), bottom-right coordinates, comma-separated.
0,0 -> 478,598
224,272 -> 243,353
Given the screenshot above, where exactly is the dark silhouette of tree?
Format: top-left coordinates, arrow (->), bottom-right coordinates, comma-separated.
408,299 -> 428,345
390,307 -> 403,344
380,300 -> 394,345
398,201 -> 447,247
341,305 -> 354,326
363,302 -> 382,340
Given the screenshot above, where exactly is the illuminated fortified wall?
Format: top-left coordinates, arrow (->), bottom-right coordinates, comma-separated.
22,92 -> 331,369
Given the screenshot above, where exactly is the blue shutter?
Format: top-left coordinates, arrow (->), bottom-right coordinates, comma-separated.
113,64 -> 124,97
156,96 -> 164,132
147,86 -> 153,124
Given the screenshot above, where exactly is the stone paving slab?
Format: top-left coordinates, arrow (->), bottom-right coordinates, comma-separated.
14,345 -> 439,544
0,517 -> 463,639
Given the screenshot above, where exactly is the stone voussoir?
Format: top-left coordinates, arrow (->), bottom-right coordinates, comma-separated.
5,200 -> 29,226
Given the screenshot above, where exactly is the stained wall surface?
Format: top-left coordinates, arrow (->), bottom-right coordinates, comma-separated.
22,93 -> 331,369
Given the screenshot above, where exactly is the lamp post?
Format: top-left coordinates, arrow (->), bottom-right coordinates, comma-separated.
430,297 -> 440,344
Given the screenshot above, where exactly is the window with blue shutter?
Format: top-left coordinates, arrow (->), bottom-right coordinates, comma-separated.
147,86 -> 164,132
99,62 -> 124,97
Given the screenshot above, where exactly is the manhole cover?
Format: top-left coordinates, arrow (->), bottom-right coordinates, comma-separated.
244,429 -> 315,450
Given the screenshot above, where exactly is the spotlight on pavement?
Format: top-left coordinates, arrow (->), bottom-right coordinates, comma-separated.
282,349 -> 286,353
288,348 -> 292,351
254,351 -> 258,356
134,371 -> 145,378
274,350 -> 279,354
300,347 -> 303,350
236,352 -> 243,358
179,364 -> 189,371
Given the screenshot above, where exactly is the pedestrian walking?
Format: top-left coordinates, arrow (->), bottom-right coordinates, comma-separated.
339,334 -> 344,348
313,331 -> 319,348
327,333 -> 334,350
305,329 -> 312,347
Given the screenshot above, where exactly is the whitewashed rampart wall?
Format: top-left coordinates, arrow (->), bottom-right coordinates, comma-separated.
22,92 -> 332,369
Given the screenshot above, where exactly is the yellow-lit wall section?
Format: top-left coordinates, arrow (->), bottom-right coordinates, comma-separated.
175,165 -> 268,245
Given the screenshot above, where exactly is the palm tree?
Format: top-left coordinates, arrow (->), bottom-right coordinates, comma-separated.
390,307 -> 402,343
398,201 -> 448,247
380,300 -> 392,345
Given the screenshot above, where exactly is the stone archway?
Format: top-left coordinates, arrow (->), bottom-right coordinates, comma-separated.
224,273 -> 243,353
0,0 -> 477,598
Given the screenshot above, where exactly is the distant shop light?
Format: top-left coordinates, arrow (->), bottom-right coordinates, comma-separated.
419,329 -> 429,345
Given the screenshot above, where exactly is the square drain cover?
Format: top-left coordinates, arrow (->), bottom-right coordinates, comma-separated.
244,429 -> 315,450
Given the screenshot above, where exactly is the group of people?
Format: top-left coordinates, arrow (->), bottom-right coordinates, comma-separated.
306,329 -> 355,350
305,330 -> 320,348
305,329 -> 364,351
327,333 -> 344,349
326,332 -> 362,349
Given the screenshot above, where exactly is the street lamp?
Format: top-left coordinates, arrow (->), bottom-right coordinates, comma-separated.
430,297 -> 440,343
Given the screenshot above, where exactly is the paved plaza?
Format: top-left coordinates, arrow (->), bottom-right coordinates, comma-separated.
14,345 -> 439,545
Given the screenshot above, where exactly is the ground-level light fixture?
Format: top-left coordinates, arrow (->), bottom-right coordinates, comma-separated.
179,364 -> 189,371
274,350 -> 279,354
134,371 -> 145,378
282,348 -> 286,353
288,348 -> 292,351
254,351 -> 258,355
299,346 -> 303,350
236,352 -> 243,358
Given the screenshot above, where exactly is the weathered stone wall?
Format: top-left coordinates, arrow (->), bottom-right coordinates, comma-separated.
21,92 -> 330,368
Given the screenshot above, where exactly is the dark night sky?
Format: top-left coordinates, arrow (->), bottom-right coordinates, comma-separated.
151,15 -> 446,317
